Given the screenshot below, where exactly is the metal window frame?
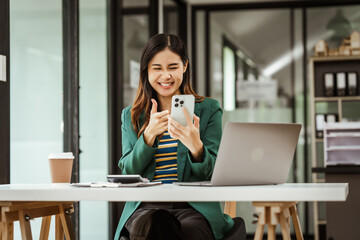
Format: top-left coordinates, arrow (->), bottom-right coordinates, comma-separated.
0,0 -> 10,185
63,0 -> 80,238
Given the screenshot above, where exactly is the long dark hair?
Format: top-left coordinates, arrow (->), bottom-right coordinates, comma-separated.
131,33 -> 203,137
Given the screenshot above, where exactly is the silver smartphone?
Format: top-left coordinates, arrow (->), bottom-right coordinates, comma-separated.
171,95 -> 195,126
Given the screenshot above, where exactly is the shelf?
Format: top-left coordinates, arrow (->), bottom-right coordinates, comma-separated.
327,133 -> 360,137
311,55 -> 360,62
310,56 -> 360,240
315,96 -> 360,102
313,166 -> 360,174
318,220 -> 327,225
314,178 -> 325,183
326,146 -> 360,151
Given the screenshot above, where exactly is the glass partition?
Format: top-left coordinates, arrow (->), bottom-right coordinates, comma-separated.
122,0 -> 150,108
10,0 -> 63,238
79,0 -> 108,239
209,9 -> 297,234
164,0 -> 179,36
211,10 -> 293,126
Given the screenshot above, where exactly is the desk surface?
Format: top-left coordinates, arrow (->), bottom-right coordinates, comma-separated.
0,183 -> 348,202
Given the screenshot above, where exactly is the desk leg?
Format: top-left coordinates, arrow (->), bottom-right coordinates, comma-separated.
1,222 -> 13,240
55,215 -> 64,240
40,216 -> 52,240
58,204 -> 75,240
18,210 -> 32,240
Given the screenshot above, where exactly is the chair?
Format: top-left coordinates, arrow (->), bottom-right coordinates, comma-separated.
223,201 -> 247,240
120,201 -> 246,240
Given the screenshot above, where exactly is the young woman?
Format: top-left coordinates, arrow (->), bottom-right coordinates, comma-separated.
114,33 -> 234,240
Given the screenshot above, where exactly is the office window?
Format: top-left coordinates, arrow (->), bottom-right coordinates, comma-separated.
164,0 -> 179,36
79,0 -> 108,239
211,10 -> 293,124
123,9 -> 150,108
10,0 -> 63,238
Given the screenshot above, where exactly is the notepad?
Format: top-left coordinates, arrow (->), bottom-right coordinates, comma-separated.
71,182 -> 161,188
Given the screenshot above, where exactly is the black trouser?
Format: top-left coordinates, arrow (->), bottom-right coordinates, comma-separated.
124,202 -> 215,240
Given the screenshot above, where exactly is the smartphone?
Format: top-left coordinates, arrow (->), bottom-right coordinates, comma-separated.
171,95 -> 195,126
107,174 -> 149,183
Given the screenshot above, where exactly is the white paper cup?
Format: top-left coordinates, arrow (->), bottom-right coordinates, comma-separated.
48,152 -> 74,183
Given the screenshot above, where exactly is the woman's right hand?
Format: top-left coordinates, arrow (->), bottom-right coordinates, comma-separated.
143,99 -> 169,146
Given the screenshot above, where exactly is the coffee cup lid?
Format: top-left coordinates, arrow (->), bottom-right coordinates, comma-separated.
48,152 -> 74,159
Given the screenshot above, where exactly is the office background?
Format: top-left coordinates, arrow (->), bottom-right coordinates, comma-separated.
1,0 -> 360,239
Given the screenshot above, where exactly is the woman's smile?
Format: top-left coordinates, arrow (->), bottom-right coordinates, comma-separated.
158,82 -> 174,88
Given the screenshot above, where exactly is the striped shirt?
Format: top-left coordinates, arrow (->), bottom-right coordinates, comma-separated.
153,131 -> 178,184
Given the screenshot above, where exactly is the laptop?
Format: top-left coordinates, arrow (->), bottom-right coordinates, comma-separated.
174,122 -> 301,186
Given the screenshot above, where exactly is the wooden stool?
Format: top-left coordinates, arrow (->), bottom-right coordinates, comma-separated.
0,201 -> 75,240
224,201 -> 237,218
252,201 -> 303,240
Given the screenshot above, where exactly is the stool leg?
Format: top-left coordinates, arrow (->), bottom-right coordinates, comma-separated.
254,222 -> 265,240
290,205 -> 304,240
1,222 -> 13,240
267,224 -> 276,240
266,206 -> 276,240
40,216 -> 52,240
224,201 -> 237,218
55,215 -> 63,240
279,211 -> 291,240
18,210 -> 32,240
254,206 -> 266,240
58,204 -> 75,240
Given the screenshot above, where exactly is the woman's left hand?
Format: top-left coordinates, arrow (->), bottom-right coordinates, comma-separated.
168,108 -> 204,162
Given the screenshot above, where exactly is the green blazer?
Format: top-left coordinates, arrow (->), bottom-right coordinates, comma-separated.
114,97 -> 234,240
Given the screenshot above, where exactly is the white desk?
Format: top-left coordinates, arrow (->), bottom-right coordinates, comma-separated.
0,183 -> 349,202
0,183 -> 349,240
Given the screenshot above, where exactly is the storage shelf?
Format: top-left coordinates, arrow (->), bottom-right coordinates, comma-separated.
315,96 -> 360,102
318,220 -> 327,225
313,166 -> 360,174
311,55 -> 360,62
326,146 -> 360,151
327,133 -> 360,137
310,56 -> 360,240
314,178 -> 325,183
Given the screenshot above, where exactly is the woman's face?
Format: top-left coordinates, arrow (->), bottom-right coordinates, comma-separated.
148,47 -> 187,98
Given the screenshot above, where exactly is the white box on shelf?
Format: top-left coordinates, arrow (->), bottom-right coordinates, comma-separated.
324,122 -> 360,166
0,55 -> 6,82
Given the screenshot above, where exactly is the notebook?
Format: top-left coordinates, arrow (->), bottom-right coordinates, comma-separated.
174,122 -> 301,186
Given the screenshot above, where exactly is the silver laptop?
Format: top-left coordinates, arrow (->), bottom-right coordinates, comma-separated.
174,122 -> 301,186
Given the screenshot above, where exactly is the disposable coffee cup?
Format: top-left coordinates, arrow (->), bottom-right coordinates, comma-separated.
48,152 -> 74,183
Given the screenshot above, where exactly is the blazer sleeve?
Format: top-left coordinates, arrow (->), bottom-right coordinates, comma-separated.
188,100 -> 223,180
118,108 -> 158,175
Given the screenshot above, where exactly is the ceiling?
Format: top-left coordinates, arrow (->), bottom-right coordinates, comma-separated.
209,5 -> 360,80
